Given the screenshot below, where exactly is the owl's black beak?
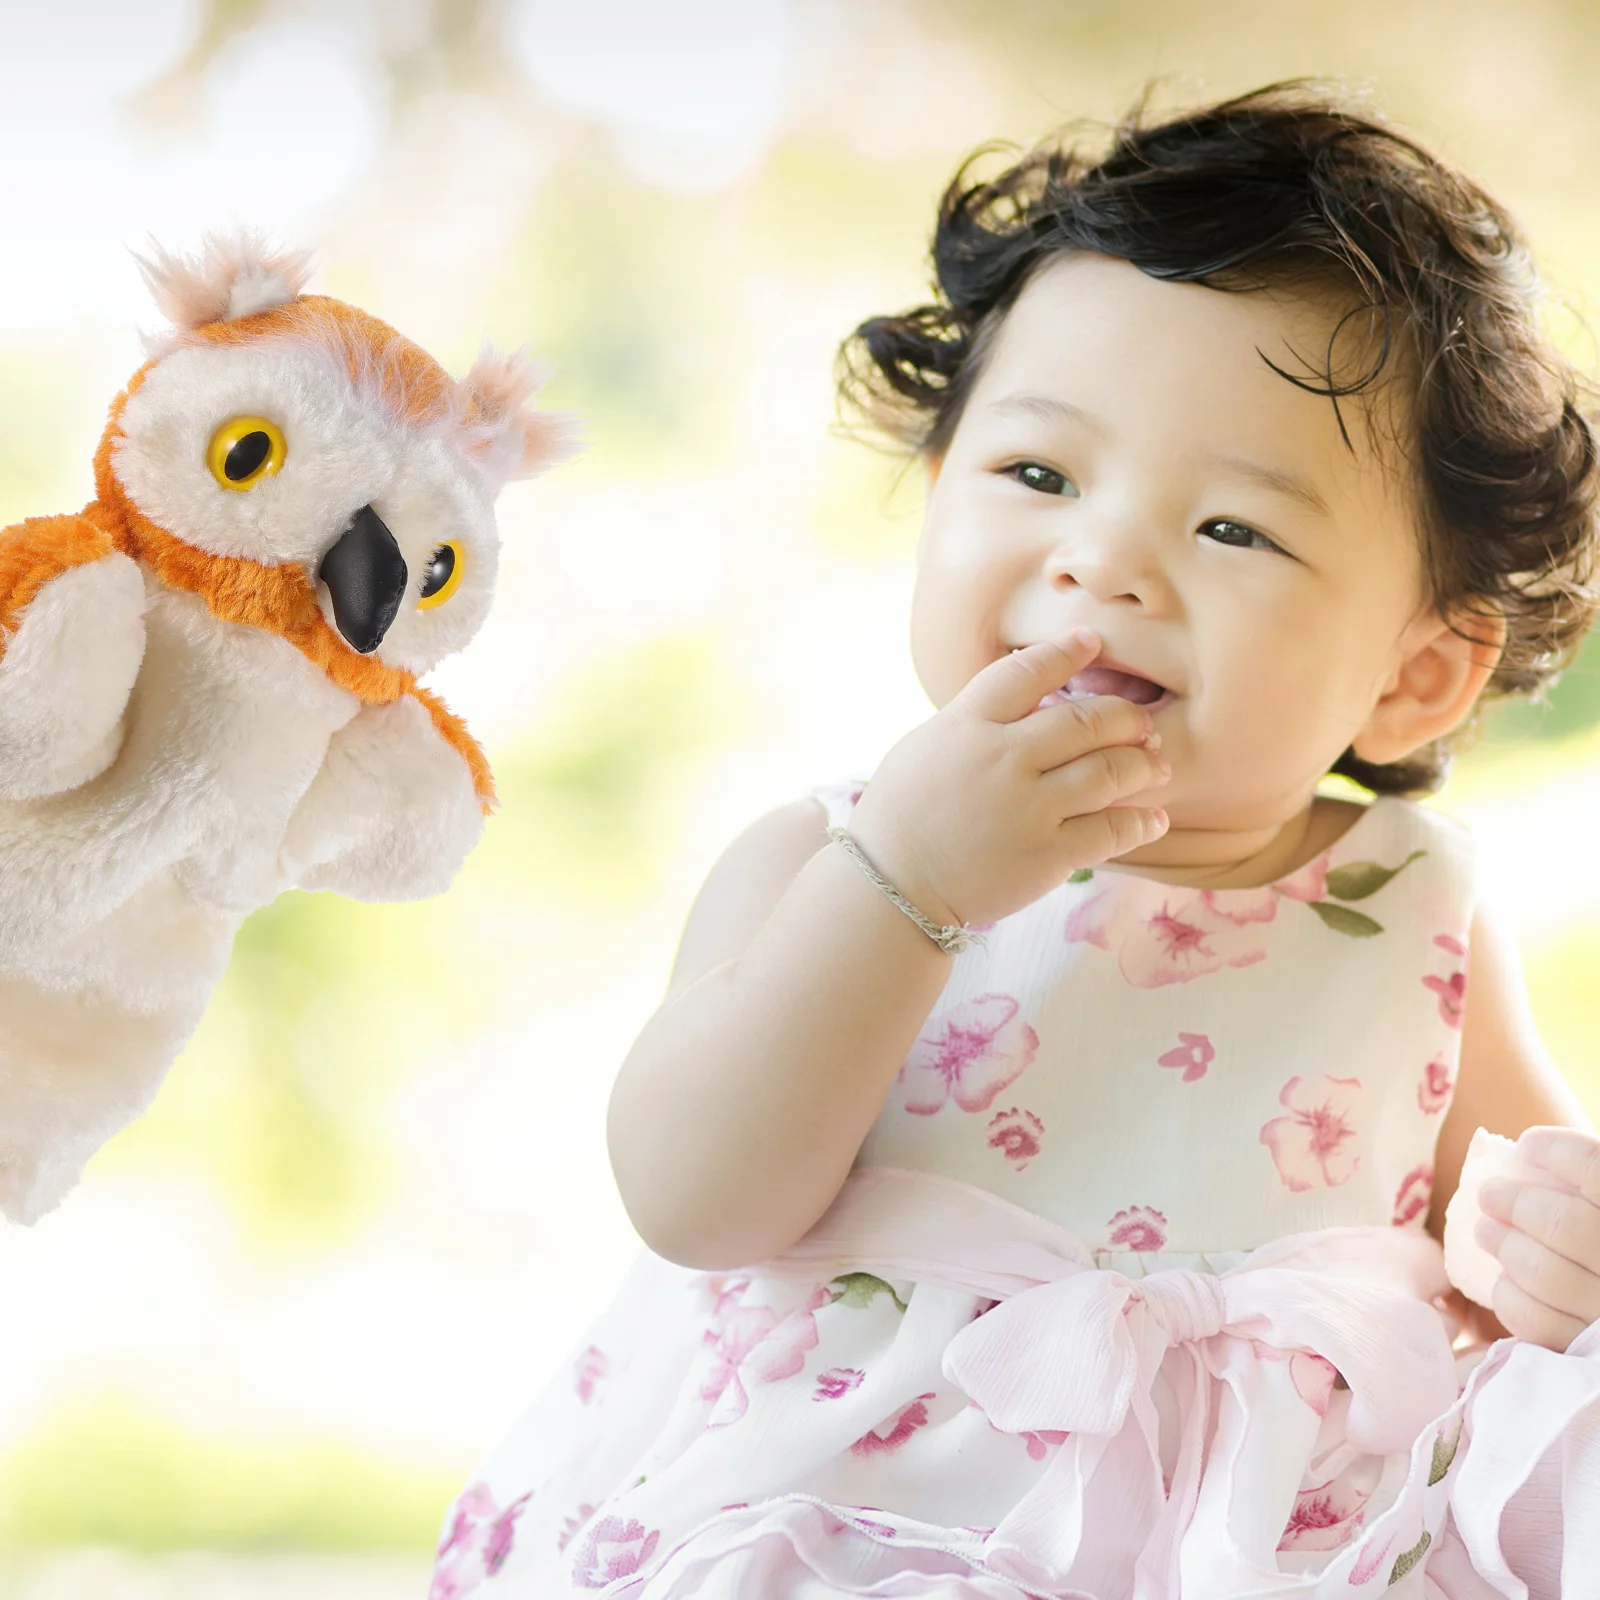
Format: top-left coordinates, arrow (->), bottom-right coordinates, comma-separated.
318,504 -> 408,655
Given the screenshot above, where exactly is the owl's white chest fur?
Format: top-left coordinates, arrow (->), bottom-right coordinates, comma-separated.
0,580 -> 375,1221
0,581 -> 359,955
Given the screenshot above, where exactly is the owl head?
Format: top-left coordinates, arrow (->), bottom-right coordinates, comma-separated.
96,231 -> 572,675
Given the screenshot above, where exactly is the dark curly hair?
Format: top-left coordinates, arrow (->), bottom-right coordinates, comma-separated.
839,82 -> 1600,794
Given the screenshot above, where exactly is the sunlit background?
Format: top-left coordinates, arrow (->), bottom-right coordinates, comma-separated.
2,1 -> 1600,1594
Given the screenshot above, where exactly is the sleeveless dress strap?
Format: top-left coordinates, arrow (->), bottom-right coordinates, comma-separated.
809,778 -> 866,832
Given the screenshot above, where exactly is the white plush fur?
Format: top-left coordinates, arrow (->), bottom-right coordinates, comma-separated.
112,339 -> 500,676
0,327 -> 521,1221
457,346 -> 580,486
0,579 -> 488,1222
279,696 -> 484,902
133,231 -> 314,330
0,245 -> 548,1222
0,550 -> 146,799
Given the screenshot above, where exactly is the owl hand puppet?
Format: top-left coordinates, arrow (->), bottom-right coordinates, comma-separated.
0,234 -> 570,1224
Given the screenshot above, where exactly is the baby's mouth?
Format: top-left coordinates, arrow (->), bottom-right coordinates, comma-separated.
1041,666 -> 1174,709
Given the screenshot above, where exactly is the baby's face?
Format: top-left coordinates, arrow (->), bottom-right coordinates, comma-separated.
912,252 -> 1430,837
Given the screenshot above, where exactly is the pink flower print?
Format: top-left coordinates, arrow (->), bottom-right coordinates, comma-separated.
1022,1428 -> 1071,1460
702,1288 -> 829,1425
1106,1204 -> 1168,1251
1260,1075 -> 1365,1193
483,1493 -> 531,1575
557,1504 -> 597,1554
1065,885 -> 1272,987
1276,850 -> 1331,904
1418,1057 -> 1454,1115
1158,1032 -> 1214,1083
850,1392 -> 936,1457
571,1515 -> 661,1589
814,1366 -> 865,1401
1249,1340 -> 1338,1417
969,1394 -> 1071,1460
1347,1532 -> 1397,1584
1278,1477 -> 1370,1553
700,1304 -> 780,1422
986,1106 -> 1044,1169
1423,971 -> 1466,1027
742,1289 -> 828,1385
1422,934 -> 1468,1027
848,1510 -> 900,1538
1392,1164 -> 1433,1227
1201,885 -> 1280,926
431,1483 -> 522,1600
1290,1353 -> 1338,1417
573,1345 -> 608,1404
436,1490 -> 486,1563
898,994 -> 1039,1116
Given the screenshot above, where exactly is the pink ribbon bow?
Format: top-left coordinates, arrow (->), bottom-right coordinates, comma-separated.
761,1167 -> 1459,1599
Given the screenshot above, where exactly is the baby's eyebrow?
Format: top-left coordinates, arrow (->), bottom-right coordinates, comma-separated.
982,393 -> 1109,437
1207,454 -> 1331,519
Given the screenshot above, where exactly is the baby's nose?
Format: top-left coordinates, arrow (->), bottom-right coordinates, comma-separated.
1044,526 -> 1159,607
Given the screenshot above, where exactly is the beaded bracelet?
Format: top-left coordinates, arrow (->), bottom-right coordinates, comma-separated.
826,826 -> 982,955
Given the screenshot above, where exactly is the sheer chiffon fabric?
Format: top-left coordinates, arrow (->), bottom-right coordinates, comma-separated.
433,1166 -> 1600,1597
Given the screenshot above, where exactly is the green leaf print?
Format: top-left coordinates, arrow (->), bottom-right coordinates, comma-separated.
1068,868 -> 1094,884
1307,901 -> 1384,938
1426,1422 -> 1462,1486
828,1272 -> 908,1312
1323,849 -> 1425,902
1388,1529 -> 1432,1584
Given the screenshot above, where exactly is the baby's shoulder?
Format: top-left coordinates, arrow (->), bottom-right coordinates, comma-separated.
1306,794 -> 1476,928
664,796 -> 829,998
1332,793 -> 1473,868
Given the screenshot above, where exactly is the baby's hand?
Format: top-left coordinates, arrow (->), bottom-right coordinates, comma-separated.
849,630 -> 1170,931
1476,1126 -> 1600,1352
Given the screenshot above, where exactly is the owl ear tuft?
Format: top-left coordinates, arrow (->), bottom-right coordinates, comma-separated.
458,345 -> 580,483
133,230 -> 315,330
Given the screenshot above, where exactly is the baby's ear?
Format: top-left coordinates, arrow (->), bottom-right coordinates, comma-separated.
457,347 -> 580,485
1351,605 -> 1506,766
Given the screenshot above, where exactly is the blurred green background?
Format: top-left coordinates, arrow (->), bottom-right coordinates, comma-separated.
2,1 -> 1599,1593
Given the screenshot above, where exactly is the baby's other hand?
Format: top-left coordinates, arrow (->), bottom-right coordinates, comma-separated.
1476,1125 -> 1600,1352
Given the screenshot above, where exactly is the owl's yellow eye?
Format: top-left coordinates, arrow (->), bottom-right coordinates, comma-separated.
417,540 -> 465,610
207,415 -> 286,491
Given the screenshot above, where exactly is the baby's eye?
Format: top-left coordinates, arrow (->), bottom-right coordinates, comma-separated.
1199,517 -> 1284,555
1006,462 -> 1079,497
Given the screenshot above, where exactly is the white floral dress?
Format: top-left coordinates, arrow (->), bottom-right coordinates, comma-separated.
431,787 -> 1600,1598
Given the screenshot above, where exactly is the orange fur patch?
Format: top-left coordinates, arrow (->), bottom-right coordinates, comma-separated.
413,685 -> 497,810
0,515 -> 118,662
189,296 -> 460,431
87,379 -> 496,815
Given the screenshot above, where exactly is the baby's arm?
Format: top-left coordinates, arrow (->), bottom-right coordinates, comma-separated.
606,797 -> 954,1268
1432,899 -> 1598,1349
606,634 -> 1170,1269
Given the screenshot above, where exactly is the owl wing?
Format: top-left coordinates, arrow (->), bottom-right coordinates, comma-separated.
279,692 -> 486,902
0,514 -> 146,800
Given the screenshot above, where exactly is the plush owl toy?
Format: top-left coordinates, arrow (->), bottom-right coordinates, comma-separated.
0,234 -> 570,1225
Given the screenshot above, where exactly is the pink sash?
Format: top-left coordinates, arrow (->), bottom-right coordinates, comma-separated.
757,1167 -> 1459,1597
